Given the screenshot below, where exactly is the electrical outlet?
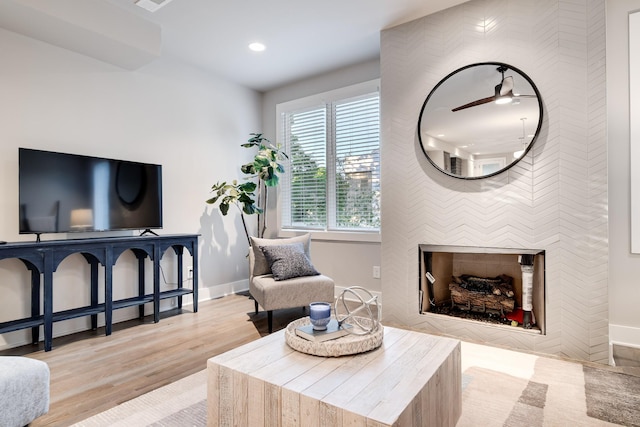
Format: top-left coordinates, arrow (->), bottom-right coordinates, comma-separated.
373,266 -> 381,279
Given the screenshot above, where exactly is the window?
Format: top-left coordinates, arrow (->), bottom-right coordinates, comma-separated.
277,81 -> 380,235
475,158 -> 506,176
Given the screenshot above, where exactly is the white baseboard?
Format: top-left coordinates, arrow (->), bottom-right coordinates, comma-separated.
609,324 -> 640,366
609,323 -> 640,349
334,285 -> 382,305
197,279 -> 249,302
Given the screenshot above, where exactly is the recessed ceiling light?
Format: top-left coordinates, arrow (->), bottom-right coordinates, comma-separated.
248,42 -> 266,52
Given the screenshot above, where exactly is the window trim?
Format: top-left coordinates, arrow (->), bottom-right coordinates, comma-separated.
275,79 -> 381,242
278,228 -> 381,243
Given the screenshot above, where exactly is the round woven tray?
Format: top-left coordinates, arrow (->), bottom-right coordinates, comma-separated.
284,316 -> 384,357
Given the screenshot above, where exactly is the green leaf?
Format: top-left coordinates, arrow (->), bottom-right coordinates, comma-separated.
211,181 -> 225,191
241,163 -> 255,175
264,175 -> 279,187
242,202 -> 257,215
254,156 -> 270,168
220,202 -> 230,216
239,181 -> 257,192
238,193 -> 254,204
248,133 -> 264,143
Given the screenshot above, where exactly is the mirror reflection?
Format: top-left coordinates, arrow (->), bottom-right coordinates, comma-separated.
418,62 -> 543,179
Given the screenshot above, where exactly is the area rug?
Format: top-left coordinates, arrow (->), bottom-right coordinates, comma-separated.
72,341 -> 640,427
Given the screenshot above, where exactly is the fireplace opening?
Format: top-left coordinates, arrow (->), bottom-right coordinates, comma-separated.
419,245 -> 545,334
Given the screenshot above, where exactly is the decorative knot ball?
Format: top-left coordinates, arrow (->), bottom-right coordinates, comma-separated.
334,286 -> 381,335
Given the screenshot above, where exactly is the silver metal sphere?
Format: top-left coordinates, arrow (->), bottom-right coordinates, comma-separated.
334,286 -> 381,335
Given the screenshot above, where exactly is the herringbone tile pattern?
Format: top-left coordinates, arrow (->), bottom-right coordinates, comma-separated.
380,0 -> 608,362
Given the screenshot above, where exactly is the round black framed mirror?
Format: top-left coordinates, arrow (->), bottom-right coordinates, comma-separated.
418,62 -> 543,179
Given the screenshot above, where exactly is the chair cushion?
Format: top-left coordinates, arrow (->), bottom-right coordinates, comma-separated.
250,274 -> 335,311
250,233 -> 311,276
260,242 -> 319,281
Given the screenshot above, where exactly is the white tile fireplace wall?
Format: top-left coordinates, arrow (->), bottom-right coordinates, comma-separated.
380,0 -> 608,363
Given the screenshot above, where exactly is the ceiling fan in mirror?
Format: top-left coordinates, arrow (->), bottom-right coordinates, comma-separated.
451,65 -> 536,112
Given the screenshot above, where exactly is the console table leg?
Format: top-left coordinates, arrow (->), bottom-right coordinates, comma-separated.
192,245 -> 198,313
30,267 -> 40,345
104,253 -> 113,336
137,255 -> 146,319
176,248 -> 184,309
90,261 -> 99,330
43,256 -> 53,352
153,247 -> 160,323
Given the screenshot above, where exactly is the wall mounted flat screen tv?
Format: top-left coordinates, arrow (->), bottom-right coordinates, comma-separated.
19,148 -> 163,237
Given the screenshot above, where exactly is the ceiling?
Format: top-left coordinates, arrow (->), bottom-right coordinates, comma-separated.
103,0 -> 468,92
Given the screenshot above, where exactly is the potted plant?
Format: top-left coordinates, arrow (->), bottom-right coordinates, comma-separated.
206,133 -> 288,245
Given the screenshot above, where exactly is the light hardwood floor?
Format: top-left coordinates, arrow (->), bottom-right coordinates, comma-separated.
0,292 -> 306,427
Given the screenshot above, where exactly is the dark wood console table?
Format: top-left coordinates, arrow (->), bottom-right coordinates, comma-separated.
0,234 -> 198,351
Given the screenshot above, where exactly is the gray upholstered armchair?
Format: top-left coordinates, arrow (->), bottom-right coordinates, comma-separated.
249,234 -> 335,333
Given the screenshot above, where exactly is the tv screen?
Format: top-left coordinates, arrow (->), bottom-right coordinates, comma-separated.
19,148 -> 163,236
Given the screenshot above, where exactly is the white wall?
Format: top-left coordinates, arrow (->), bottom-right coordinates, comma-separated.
261,60 -> 383,295
607,0 -> 640,348
0,26 -> 261,349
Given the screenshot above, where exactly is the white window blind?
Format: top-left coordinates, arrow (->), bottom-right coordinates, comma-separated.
283,105 -> 327,228
333,94 -> 380,230
278,81 -> 380,233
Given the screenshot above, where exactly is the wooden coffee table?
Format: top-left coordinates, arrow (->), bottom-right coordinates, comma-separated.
207,325 -> 461,426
